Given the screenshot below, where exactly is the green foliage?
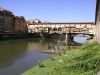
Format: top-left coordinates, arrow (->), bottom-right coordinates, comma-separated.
49,41 -> 100,75
50,56 -> 55,61
80,40 -> 98,50
74,50 -> 96,61
23,40 -> 100,75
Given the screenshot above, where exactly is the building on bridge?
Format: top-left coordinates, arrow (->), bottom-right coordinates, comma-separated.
27,22 -> 95,35
26,19 -> 41,24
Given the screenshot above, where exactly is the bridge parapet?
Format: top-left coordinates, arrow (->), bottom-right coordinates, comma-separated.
27,22 -> 95,35
49,30 -> 94,35
49,30 -> 63,34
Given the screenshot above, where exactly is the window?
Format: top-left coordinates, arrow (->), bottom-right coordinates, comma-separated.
58,27 -> 62,31
53,27 -> 57,31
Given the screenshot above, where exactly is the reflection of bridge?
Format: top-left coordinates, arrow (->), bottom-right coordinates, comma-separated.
28,22 -> 95,35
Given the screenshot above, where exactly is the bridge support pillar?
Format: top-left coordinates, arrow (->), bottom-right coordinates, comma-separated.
65,33 -> 71,45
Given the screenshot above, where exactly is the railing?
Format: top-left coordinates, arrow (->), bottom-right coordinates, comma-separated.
49,30 -> 63,34
49,30 -> 92,34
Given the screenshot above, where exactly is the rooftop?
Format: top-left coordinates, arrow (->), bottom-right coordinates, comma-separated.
28,22 -> 95,25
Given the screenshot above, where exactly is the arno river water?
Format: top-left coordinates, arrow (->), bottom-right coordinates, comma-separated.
0,34 -> 90,75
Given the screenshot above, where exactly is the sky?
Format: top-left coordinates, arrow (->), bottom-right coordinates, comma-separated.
0,0 -> 96,22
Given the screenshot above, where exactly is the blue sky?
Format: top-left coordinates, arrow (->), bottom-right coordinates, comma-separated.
0,0 -> 96,22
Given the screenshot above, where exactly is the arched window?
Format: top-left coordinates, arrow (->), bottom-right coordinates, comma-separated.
53,27 -> 57,31
58,27 -> 62,31
48,27 -> 52,31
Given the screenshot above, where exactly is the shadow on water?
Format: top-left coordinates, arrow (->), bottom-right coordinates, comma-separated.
0,38 -> 48,68
0,34 -> 86,75
0,40 -> 28,68
0,38 -> 57,75
0,34 -> 88,68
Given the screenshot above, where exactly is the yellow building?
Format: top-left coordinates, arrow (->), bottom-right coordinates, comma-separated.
0,7 -> 15,33
14,16 -> 27,33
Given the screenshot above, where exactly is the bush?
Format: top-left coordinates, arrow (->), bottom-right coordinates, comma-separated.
81,40 -> 98,50
50,56 -> 55,61
38,61 -> 45,68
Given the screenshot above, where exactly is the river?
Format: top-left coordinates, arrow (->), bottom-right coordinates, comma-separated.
0,34 -> 91,75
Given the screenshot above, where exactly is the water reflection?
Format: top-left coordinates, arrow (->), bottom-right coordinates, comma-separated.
0,40 -> 28,68
74,34 -> 91,44
0,36 -> 81,75
0,39 -> 53,75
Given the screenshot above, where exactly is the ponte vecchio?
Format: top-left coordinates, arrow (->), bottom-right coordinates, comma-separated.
28,22 -> 95,35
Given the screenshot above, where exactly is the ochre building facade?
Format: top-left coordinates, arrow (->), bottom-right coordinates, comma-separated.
15,16 -> 27,33
0,8 -> 15,32
0,7 -> 27,33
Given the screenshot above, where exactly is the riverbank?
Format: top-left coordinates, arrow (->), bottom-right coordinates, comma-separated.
22,40 -> 100,75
